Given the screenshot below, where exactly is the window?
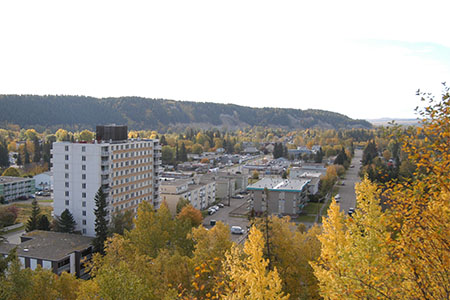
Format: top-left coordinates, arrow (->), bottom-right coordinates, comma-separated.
65,164 -> 69,170
82,220 -> 86,225
82,201 -> 86,207
82,210 -> 86,216
65,182 -> 69,188
65,191 -> 69,196
82,174 -> 86,180
82,165 -> 86,171
82,146 -> 86,152
82,229 -> 86,234
82,156 -> 86,161
65,173 -> 69,179
65,155 -> 69,160
82,183 -> 86,189
65,200 -> 69,205
82,192 -> 86,198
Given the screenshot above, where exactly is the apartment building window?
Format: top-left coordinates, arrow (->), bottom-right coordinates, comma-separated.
82,174 -> 86,180
64,145 -> 69,151
82,201 -> 86,207
82,229 -> 86,234
82,146 -> 86,152
82,165 -> 86,171
65,164 -> 69,170
82,183 -> 86,189
65,173 -> 69,179
65,200 -> 69,205
82,156 -> 86,161
65,191 -> 69,196
82,220 -> 86,225
82,192 -> 86,198
65,155 -> 69,160
82,210 -> 86,216
65,182 -> 69,188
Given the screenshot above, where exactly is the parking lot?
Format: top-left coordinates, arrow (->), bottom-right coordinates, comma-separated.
203,195 -> 250,243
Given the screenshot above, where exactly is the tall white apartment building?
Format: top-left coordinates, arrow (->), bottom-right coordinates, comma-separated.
51,125 -> 161,236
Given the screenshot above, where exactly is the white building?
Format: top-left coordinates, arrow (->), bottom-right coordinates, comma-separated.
51,125 -> 161,236
34,171 -> 53,191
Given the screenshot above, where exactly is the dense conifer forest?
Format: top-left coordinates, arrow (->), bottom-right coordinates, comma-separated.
0,95 -> 372,131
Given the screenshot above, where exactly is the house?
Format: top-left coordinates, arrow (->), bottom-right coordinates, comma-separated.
247,178 -> 310,215
0,231 -> 93,279
33,171 -> 53,191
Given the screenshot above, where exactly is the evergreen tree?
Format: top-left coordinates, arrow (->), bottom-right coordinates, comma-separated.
159,135 -> 167,146
362,140 -> 378,165
93,187 -> 108,254
24,146 -> 30,165
32,137 -> 41,163
37,215 -> 50,231
16,153 -> 22,166
25,199 -> 41,232
175,144 -> 179,161
54,209 -> 76,233
180,142 -> 187,162
0,140 -> 9,168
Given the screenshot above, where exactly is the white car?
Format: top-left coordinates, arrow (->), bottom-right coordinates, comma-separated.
334,194 -> 341,202
231,226 -> 244,235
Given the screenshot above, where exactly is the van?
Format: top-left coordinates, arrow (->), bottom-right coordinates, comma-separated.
231,226 -> 244,235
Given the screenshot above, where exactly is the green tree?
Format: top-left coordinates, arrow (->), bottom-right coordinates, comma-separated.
24,146 -> 30,165
108,210 -> 134,236
2,167 -> 20,177
54,209 -> 76,233
0,140 -> 9,168
93,187 -> 108,254
36,215 -> 50,231
32,137 -> 41,163
25,199 -> 40,232
176,197 -> 190,214
180,142 -> 187,162
79,130 -> 94,142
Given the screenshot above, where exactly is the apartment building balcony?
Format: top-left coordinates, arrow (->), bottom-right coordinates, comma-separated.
101,150 -> 110,157
155,145 -> 162,151
101,168 -> 110,176
154,152 -> 162,158
101,159 -> 109,166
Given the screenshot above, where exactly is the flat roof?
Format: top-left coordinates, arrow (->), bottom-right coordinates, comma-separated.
0,231 -> 93,261
247,178 -> 309,192
0,176 -> 34,184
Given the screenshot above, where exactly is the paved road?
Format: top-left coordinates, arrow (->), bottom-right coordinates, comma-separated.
337,149 -> 362,214
203,196 -> 249,243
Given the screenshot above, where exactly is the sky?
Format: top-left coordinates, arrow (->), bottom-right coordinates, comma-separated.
1,0 -> 449,120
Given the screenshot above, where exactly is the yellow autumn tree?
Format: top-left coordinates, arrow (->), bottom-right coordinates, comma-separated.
313,86 -> 450,299
221,227 -> 289,300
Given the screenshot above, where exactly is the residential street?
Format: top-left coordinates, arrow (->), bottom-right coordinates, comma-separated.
337,149 -> 362,214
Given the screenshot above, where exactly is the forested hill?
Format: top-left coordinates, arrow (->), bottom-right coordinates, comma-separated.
0,95 -> 372,131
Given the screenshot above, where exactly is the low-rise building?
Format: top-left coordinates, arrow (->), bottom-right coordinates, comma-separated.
290,170 -> 322,195
247,178 -> 309,215
160,177 -> 216,214
0,176 -> 35,202
33,171 -> 53,191
0,231 -> 93,279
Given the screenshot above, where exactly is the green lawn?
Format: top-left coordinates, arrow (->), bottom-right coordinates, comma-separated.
38,199 -> 53,203
7,203 -> 53,224
296,215 -> 317,223
303,202 -> 322,215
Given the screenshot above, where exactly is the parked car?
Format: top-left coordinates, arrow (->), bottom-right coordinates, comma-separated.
232,195 -> 244,199
208,208 -> 216,215
218,203 -> 224,208
231,226 -> 245,235
334,194 -> 341,202
348,207 -> 355,216
212,205 -> 220,211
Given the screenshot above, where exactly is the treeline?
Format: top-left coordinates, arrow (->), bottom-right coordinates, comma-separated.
0,95 -> 372,131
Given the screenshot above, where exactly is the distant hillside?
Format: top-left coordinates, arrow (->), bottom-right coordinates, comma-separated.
367,118 -> 419,126
0,95 -> 372,131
